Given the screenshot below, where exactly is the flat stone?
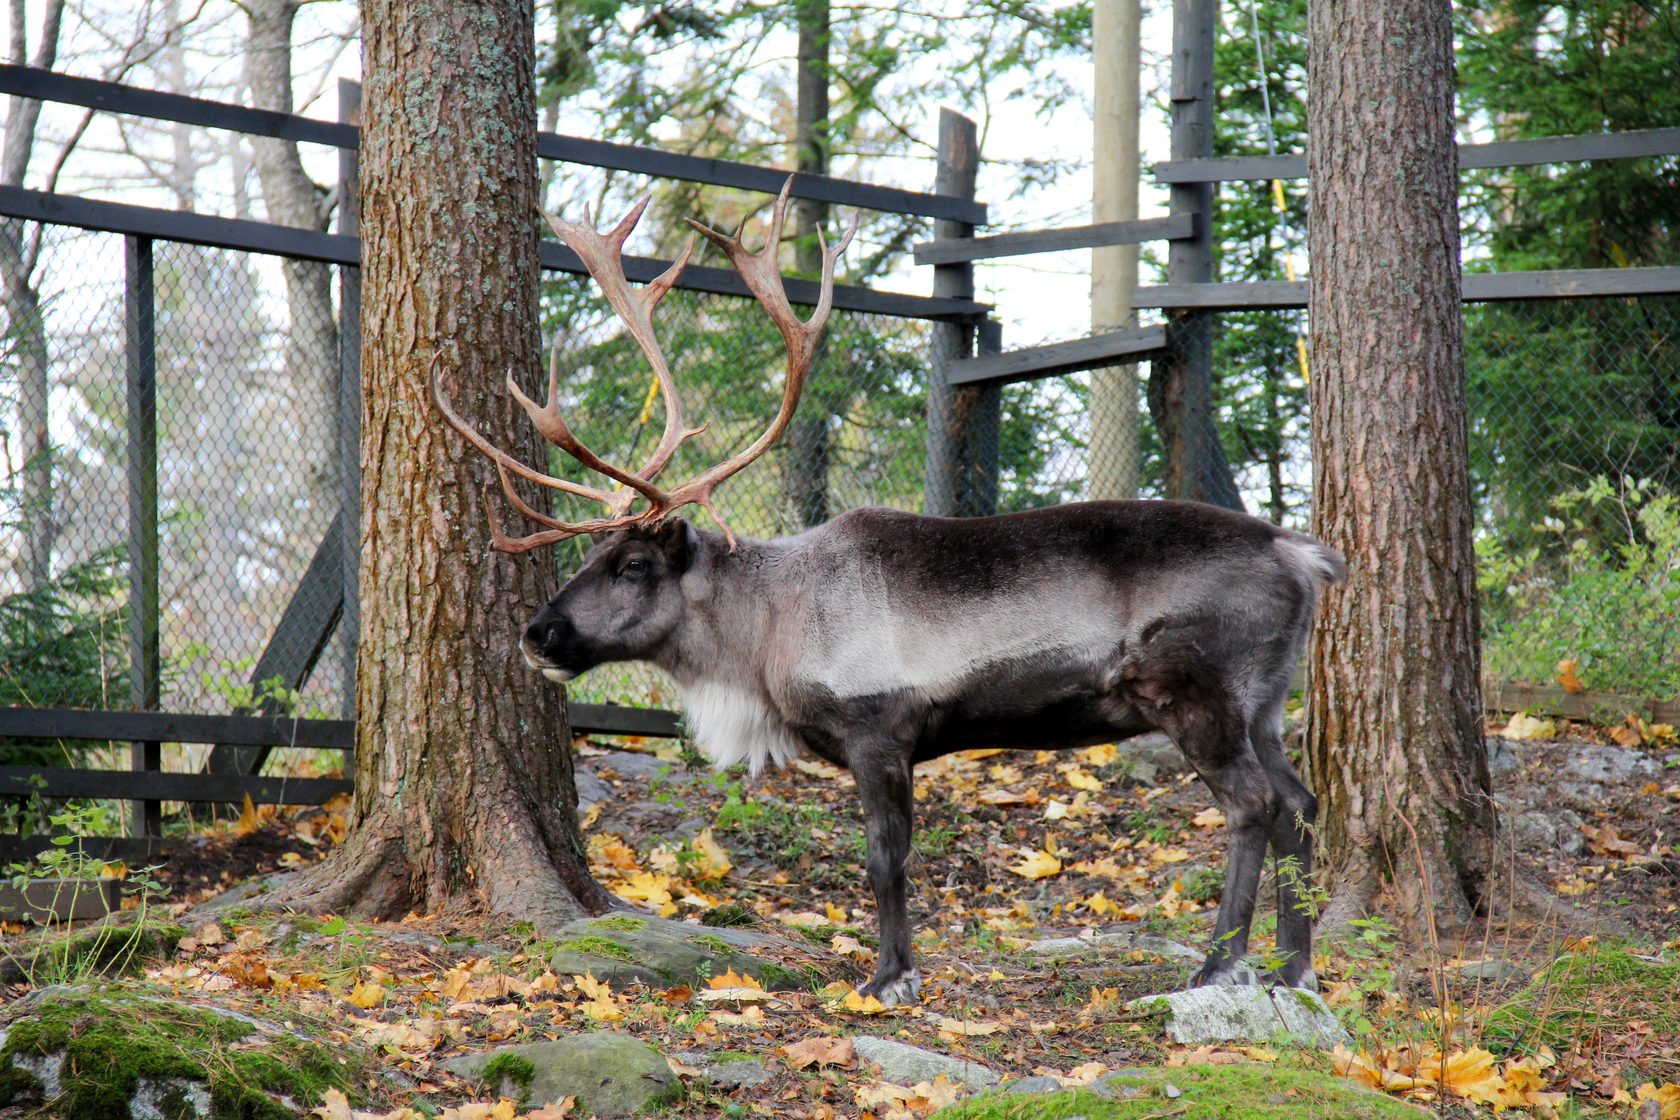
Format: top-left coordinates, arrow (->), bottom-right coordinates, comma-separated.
1022,930 -> 1201,962
1508,807 -> 1587,856
1558,744 -> 1661,785
1487,738 -> 1524,776
1114,733 -> 1192,783
1128,985 -> 1348,1048
548,913 -> 833,990
443,1033 -> 678,1117
704,1057 -> 773,1090
1003,1075 -> 1065,1095
1451,959 -> 1531,984
851,1035 -> 1000,1090
131,1077 -> 214,1119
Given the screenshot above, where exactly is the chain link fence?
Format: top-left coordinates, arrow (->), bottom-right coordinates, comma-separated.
4,226 -> 1677,751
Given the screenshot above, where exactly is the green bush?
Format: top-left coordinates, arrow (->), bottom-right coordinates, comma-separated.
1479,477 -> 1680,698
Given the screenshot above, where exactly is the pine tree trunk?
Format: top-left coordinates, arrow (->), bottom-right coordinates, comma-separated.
256,0 -> 612,930
1304,0 -> 1495,931
785,0 -> 831,530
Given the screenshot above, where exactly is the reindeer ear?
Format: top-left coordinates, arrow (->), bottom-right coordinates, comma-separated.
654,517 -> 697,572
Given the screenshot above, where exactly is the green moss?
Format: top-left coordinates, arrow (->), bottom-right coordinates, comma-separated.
592,915 -> 647,933
480,1053 -> 537,1100
0,1059 -> 43,1105
0,983 -> 362,1119
691,934 -> 733,956
1485,947 -> 1680,1054
932,1064 -> 1426,1119
556,936 -> 635,962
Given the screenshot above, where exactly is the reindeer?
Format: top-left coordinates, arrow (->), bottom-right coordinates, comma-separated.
431,182 -> 1346,1005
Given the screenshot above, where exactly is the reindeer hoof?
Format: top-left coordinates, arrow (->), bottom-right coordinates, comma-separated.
859,968 -> 922,1007
1262,967 -> 1319,993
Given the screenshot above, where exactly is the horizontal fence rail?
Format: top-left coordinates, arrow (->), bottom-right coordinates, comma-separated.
0,64 -> 986,225
913,214 -> 1194,266
0,705 -> 683,746
1135,266 -> 1680,310
945,325 -> 1169,387
1154,125 -> 1680,183
0,185 -> 987,322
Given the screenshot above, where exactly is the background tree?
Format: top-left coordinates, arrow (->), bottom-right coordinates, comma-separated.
1304,0 -> 1495,929
256,0 -> 611,927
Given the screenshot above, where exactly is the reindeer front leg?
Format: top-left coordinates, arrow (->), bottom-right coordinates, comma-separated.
851,744 -> 919,1006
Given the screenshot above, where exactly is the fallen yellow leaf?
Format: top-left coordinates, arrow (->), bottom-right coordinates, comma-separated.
690,827 -> 733,879
783,1035 -> 856,1070
1009,849 -> 1063,880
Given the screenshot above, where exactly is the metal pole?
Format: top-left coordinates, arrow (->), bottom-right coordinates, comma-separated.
336,78 -> 362,720
125,235 -> 160,839
925,109 -> 995,517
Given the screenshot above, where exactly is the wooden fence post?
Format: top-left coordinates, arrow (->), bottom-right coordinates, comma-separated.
924,109 -> 997,517
1151,0 -> 1242,510
125,235 -> 160,838
337,78 -> 363,719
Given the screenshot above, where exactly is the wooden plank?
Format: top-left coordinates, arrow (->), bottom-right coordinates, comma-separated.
0,766 -> 352,805
0,836 -> 172,865
945,326 -> 1168,387
0,186 -> 988,322
0,703 -> 680,744
1481,679 -> 1680,725
0,707 -> 354,750
573,703 -> 683,739
206,515 -> 346,779
0,879 -> 123,922
912,214 -> 1193,266
1153,126 -> 1680,183
0,64 -> 984,224
1136,267 -> 1680,310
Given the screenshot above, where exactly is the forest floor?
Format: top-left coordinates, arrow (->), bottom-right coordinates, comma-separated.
2,715 -> 1678,1120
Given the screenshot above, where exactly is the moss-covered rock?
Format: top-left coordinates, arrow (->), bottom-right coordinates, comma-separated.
547,914 -> 842,991
933,1063 -> 1428,1119
442,1033 -> 679,1116
0,981 -> 362,1119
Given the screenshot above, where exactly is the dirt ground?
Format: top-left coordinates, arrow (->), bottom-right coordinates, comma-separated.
3,715 -> 1677,1119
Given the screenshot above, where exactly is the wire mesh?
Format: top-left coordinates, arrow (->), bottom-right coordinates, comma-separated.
4,225 -> 1676,739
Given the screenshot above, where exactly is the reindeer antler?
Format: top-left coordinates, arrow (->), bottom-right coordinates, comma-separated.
429,178 -> 858,551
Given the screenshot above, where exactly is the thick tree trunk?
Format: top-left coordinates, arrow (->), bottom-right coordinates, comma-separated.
256,0 -> 611,930
1304,0 -> 1494,932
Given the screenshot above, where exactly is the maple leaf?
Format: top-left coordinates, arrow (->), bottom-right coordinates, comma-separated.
1008,849 -> 1063,880
523,1101 -> 577,1120
706,967 -> 763,992
614,871 -> 677,916
691,828 -> 734,878
574,973 -> 625,1021
1081,743 -> 1120,766
1554,657 -> 1585,693
345,977 -> 387,1008
783,1035 -> 856,1069
1149,846 -> 1192,864
838,990 -> 893,1015
1633,1082 -> 1680,1120
311,1089 -> 352,1120
935,1016 -> 1002,1038
1192,806 -> 1226,829
1063,768 -> 1103,792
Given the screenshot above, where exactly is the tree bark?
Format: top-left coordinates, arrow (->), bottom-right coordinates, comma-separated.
2,0 -> 67,593
1088,0 -> 1142,500
243,0 -> 340,520
255,0 -> 612,930
785,0 -> 831,529
1304,0 -> 1494,932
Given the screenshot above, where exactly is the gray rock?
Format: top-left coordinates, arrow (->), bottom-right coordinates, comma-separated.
1022,930 -> 1201,962
443,1033 -> 678,1117
851,1035 -> 1000,1090
1128,985 -> 1349,1048
1559,743 -> 1662,785
1508,807 -> 1587,856
1003,1075 -> 1065,1095
1452,959 -> 1531,984
704,1058 -> 773,1091
131,1077 -> 214,1119
1089,1071 -> 1151,1100
1487,737 -> 1524,776
548,913 -> 832,990
1115,733 -> 1191,783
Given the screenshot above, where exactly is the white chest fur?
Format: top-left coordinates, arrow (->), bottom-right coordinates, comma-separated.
680,680 -> 804,775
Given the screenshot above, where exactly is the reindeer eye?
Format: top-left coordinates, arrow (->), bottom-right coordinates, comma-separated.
620,557 -> 648,578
